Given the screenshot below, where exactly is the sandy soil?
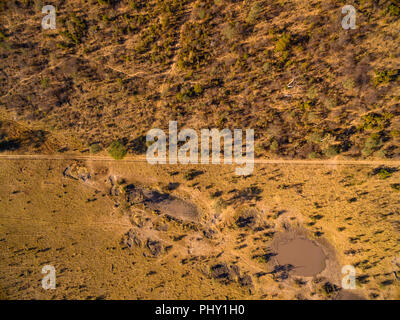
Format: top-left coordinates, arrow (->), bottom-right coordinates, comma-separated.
0,158 -> 399,300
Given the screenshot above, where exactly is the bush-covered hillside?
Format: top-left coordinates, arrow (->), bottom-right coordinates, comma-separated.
0,0 -> 399,159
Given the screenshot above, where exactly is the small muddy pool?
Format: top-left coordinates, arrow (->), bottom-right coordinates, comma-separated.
143,190 -> 199,222
274,237 -> 326,277
336,291 -> 365,300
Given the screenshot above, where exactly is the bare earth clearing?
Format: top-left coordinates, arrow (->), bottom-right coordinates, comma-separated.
1,157 -> 399,299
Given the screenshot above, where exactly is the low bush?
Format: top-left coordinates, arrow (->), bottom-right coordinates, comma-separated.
90,143 -> 102,154
107,140 -> 127,159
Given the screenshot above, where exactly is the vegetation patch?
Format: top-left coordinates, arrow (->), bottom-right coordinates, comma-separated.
58,13 -> 87,48
107,140 -> 127,160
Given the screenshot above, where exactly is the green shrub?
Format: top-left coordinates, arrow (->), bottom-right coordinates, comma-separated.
342,78 -> 355,90
254,255 -> 270,264
299,100 -> 313,112
246,2 -> 262,24
390,130 -> 400,138
308,132 -> 324,144
275,33 -> 291,52
386,3 -> 400,16
222,23 -> 238,41
275,33 -> 291,62
59,13 -> 87,47
320,282 -> 339,297
307,86 -> 318,100
193,83 -> 203,94
107,140 -> 127,160
270,139 -> 279,151
129,0 -> 139,10
90,143 -> 102,154
178,22 -> 210,69
308,151 -> 319,159
360,113 -> 392,131
98,0 -> 111,5
373,70 -> 397,86
376,168 -> 393,179
324,145 -> 340,158
0,30 -> 6,41
362,133 -> 382,157
40,77 -> 50,89
176,84 -> 203,102
391,183 -> 400,191
195,6 -> 208,20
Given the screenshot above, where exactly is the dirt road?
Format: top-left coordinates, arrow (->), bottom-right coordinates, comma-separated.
0,154 -> 399,166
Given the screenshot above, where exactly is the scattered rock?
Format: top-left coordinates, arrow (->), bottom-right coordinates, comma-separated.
63,163 -> 91,182
147,239 -> 163,257
121,229 -> 142,248
203,228 -> 217,239
124,184 -> 144,205
230,264 -> 241,278
155,223 -> 168,232
211,263 -> 235,282
239,274 -> 254,288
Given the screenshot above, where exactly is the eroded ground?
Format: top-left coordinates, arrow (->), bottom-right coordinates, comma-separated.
0,159 -> 400,300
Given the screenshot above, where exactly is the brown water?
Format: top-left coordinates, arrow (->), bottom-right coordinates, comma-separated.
275,238 -> 326,277
336,291 -> 365,300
